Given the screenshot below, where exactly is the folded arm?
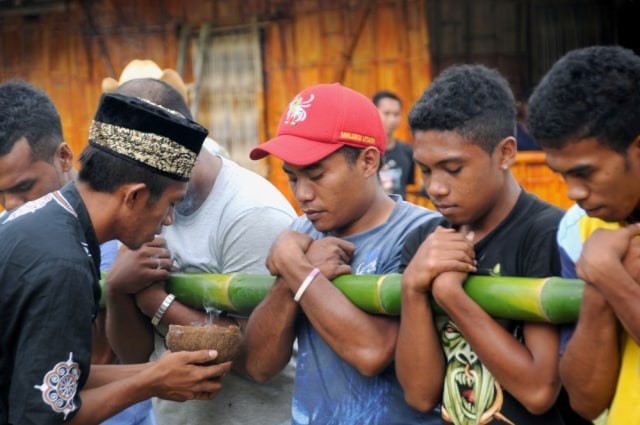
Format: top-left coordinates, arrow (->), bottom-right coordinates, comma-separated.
433,272 -> 561,414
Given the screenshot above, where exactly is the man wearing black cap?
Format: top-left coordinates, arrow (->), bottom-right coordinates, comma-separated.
104,78 -> 297,425
0,92 -> 231,424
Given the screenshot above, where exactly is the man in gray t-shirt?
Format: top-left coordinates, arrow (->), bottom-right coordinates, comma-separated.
105,79 -> 297,425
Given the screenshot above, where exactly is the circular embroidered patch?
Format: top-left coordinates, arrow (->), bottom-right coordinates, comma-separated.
34,352 -> 81,419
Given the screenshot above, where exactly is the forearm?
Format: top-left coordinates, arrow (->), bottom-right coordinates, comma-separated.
85,363 -> 150,388
591,264 -> 640,343
69,379 -> 150,425
70,364 -> 156,424
559,286 -> 620,419
105,290 -> 154,363
434,283 -> 560,413
287,264 -> 398,376
395,288 -> 444,412
242,279 -> 298,382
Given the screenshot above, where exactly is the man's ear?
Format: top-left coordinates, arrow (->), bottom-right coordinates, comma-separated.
55,143 -> 74,172
361,147 -> 382,177
628,134 -> 640,162
496,136 -> 517,170
121,183 -> 150,210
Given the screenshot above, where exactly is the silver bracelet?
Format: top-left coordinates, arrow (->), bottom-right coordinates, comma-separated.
151,293 -> 176,326
294,267 -> 321,303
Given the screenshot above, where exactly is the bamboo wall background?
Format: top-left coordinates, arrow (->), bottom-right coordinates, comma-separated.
0,0 -> 572,211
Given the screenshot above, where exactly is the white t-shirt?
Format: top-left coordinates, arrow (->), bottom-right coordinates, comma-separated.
151,157 -> 297,425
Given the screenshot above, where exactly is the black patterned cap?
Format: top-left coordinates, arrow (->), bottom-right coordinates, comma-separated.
89,93 -> 208,181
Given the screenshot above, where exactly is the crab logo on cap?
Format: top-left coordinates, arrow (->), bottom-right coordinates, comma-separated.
284,94 -> 315,126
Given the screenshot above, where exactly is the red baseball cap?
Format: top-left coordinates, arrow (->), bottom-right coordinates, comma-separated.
250,83 -> 386,166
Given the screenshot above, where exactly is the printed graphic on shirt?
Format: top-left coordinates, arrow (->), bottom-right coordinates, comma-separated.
4,193 -> 55,223
4,191 -> 78,223
440,321 -> 514,425
440,261 -> 514,425
353,249 -> 380,275
34,352 -> 80,419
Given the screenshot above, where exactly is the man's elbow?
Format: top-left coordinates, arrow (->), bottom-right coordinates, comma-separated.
520,385 -> 561,416
245,362 -> 279,383
352,348 -> 394,377
242,350 -> 289,383
567,394 -> 610,420
404,391 -> 440,413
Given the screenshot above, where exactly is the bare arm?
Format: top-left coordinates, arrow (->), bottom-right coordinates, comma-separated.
432,272 -> 561,414
268,232 -> 395,376
396,287 -> 444,412
396,227 -> 476,411
105,237 -> 173,363
559,284 -> 620,419
241,277 -> 300,382
241,231 -> 314,382
134,283 -> 238,328
577,224 -> 640,343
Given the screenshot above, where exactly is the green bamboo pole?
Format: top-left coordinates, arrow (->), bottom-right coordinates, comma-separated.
164,273 -> 584,323
100,273 -> 584,323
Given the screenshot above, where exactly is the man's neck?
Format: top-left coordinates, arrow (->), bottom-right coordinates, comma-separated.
335,186 -> 396,237
75,182 -> 116,244
460,175 -> 522,242
177,151 -> 221,217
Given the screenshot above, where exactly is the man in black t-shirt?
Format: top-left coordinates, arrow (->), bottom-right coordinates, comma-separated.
373,90 -> 415,199
394,65 -> 572,424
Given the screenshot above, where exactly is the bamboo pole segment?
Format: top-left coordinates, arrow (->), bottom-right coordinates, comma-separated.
163,273 -> 584,323
100,273 -> 584,323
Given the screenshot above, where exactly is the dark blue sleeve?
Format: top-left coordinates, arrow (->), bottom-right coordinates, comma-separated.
99,240 -> 120,271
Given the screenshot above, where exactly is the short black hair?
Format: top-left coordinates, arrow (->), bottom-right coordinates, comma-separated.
116,78 -> 192,119
408,64 -> 516,153
0,80 -> 63,161
78,145 -> 175,203
338,145 -> 384,172
528,45 -> 640,153
372,90 -> 402,107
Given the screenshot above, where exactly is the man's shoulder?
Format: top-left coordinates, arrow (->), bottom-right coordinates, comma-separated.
403,215 -> 447,248
519,192 -> 564,228
290,215 -> 317,237
557,204 -> 620,253
380,200 -> 441,247
395,139 -> 412,149
215,158 -> 296,215
392,198 -> 439,223
387,140 -> 413,156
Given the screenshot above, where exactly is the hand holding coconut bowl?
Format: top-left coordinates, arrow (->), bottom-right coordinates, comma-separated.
166,322 -> 242,365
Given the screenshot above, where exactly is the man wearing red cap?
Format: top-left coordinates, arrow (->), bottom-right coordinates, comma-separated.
244,83 -> 441,424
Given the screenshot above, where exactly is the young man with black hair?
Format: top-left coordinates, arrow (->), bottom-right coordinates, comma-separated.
0,81 -> 75,218
373,90 -> 415,199
0,88 -> 231,424
244,83 -> 441,424
396,64 -> 566,424
0,80 -> 162,425
528,45 -> 640,424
